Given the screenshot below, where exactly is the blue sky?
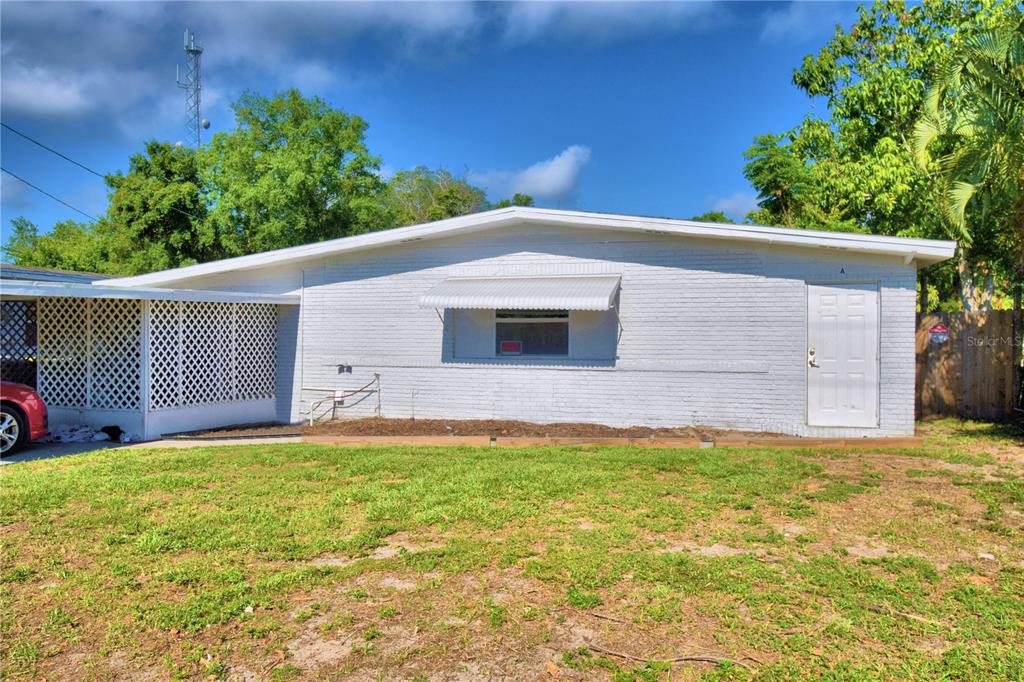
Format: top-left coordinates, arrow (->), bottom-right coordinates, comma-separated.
0,1 -> 857,244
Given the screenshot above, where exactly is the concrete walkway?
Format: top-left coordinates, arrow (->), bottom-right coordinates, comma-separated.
0,440 -> 129,465
0,436 -> 301,465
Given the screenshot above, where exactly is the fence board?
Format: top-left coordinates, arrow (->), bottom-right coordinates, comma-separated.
916,311 -> 1020,420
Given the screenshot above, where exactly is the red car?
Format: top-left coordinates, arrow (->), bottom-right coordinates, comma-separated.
0,381 -> 48,456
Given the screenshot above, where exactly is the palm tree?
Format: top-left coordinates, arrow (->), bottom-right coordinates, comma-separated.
915,13 -> 1024,408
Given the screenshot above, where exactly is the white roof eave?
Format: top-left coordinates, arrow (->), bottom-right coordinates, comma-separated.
96,207 -> 957,289
0,280 -> 299,305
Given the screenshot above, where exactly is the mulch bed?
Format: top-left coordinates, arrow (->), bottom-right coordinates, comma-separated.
180,417 -> 775,440
307,417 -> 706,438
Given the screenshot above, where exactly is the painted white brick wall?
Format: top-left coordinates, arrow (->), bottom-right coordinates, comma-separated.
178,225 -> 918,436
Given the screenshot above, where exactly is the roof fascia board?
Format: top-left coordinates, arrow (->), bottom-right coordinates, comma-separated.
98,207 -> 956,288
97,209 -> 523,289
0,281 -> 299,304
518,210 -> 955,263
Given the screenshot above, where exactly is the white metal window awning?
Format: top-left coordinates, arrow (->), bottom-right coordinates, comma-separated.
419,275 -> 621,311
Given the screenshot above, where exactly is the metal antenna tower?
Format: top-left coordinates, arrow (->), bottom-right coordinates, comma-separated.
176,29 -> 204,147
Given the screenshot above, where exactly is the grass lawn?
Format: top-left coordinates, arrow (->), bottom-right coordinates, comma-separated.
2,421 -> 1023,680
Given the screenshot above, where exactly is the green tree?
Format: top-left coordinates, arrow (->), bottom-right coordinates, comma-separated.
204,90 -> 387,255
743,0 -> 1010,308
96,141 -> 214,274
915,12 -> 1024,399
3,143 -> 214,276
4,92 -> 397,273
1,217 -> 103,272
743,133 -> 825,228
384,167 -> 489,226
688,211 -> 733,224
915,14 -> 1024,268
492,193 -> 535,209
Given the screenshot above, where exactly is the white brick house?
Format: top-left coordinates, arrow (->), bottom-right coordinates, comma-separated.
78,207 -> 955,438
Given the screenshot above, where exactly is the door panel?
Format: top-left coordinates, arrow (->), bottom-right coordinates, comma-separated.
807,284 -> 879,427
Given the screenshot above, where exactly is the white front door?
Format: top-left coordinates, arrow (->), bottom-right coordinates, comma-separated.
806,283 -> 879,427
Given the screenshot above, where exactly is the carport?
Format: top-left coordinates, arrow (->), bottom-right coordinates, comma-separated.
0,280 -> 298,441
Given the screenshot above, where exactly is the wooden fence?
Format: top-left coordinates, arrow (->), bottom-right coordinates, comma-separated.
916,311 -> 1022,420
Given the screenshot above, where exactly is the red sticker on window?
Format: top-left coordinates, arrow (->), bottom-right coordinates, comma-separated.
499,340 -> 522,355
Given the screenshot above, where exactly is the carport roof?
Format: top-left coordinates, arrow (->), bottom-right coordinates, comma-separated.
0,280 -> 299,305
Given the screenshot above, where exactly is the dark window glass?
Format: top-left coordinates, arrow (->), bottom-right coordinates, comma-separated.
496,310 -> 568,319
495,310 -> 569,356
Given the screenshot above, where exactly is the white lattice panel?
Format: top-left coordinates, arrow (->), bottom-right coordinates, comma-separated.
235,304 -> 276,400
181,301 -> 233,405
148,302 -> 276,411
89,299 -> 142,410
37,298 -> 89,407
148,300 -> 181,409
37,298 -> 141,410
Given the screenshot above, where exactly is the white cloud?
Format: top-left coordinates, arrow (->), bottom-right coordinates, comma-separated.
2,63 -> 96,117
1,51 -> 196,140
0,2 -> 730,142
513,145 -> 593,197
760,2 -> 845,44
288,61 -> 338,94
0,2 -> 478,137
471,145 -> 592,201
197,2 -> 483,67
710,191 -> 760,221
498,1 -> 727,44
194,2 -> 724,60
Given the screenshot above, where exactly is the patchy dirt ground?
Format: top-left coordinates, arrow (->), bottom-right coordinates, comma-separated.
186,417 -> 779,440
2,419 -> 1022,680
305,417 -> 719,438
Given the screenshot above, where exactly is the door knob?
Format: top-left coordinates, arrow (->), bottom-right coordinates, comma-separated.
808,349 -> 819,368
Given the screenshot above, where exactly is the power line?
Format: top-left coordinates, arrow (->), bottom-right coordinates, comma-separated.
1,122 -> 205,223
1,123 -> 104,178
1,167 -> 99,221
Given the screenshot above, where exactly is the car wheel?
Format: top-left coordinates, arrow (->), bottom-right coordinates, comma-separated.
0,406 -> 27,456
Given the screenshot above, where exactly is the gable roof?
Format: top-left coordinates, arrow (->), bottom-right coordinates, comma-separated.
98,207 -> 957,289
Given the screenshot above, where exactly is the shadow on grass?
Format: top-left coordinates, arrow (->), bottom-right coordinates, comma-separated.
920,417 -> 1024,444
952,420 -> 1023,442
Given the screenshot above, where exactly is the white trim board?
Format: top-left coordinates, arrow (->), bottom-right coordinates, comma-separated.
97,207 -> 957,289
0,280 -> 299,305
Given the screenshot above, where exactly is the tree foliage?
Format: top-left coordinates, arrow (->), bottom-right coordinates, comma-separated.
689,211 -> 733,224
4,142 -> 216,275
384,168 -> 535,226
915,12 -> 1024,275
492,193 -> 535,209
743,0 -> 1016,309
203,90 -> 388,255
4,91 -> 526,275
913,9 -> 1023,401
2,217 -> 102,272
97,141 -> 212,274
3,89 -> 542,274
384,167 -> 488,226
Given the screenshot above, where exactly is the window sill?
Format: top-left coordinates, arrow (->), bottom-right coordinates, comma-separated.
450,355 -> 615,368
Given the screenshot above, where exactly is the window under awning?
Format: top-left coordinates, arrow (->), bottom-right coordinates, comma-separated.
419,275 -> 621,311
